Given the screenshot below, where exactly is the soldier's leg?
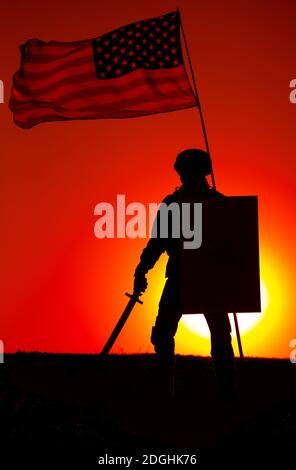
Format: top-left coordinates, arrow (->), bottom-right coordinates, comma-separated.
151,277 -> 181,397
204,313 -> 236,398
151,277 -> 181,359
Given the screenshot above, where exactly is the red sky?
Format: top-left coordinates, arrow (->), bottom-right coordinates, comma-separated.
1,0 -> 296,357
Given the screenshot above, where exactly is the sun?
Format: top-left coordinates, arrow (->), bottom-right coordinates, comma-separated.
180,280 -> 268,339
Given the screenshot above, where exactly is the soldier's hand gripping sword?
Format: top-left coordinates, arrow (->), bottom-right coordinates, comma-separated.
101,268 -> 147,355
100,291 -> 143,355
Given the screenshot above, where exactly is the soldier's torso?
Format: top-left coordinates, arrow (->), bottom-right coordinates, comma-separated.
162,184 -> 225,277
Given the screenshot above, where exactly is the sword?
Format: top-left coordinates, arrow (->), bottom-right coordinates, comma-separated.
101,292 -> 143,355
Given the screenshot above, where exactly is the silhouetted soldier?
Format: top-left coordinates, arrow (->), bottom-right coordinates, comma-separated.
133,149 -> 236,399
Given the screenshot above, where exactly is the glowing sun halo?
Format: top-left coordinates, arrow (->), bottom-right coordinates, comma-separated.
181,281 -> 268,339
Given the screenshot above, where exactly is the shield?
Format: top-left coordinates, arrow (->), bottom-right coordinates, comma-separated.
180,196 -> 261,314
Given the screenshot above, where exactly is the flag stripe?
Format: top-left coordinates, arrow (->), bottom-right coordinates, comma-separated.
21,39 -> 92,64
16,63 -> 94,92
13,88 -> 196,128
14,87 -> 194,116
15,72 -> 95,97
13,66 -> 189,101
25,49 -> 90,64
11,81 -> 194,114
65,85 -> 195,111
11,70 -> 194,112
21,53 -> 94,78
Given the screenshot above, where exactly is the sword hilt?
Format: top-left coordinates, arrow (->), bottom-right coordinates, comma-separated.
125,292 -> 143,304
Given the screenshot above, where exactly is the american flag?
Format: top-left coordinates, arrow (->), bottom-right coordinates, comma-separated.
9,11 -> 197,129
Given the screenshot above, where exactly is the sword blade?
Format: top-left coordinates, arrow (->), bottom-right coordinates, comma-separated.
101,293 -> 142,355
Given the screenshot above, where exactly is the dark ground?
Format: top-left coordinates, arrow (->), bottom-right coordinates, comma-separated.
0,353 -> 296,468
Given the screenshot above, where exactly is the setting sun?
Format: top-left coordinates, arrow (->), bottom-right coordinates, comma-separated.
181,280 -> 268,339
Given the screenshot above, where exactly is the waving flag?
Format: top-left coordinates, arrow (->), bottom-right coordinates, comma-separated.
9,11 -> 197,128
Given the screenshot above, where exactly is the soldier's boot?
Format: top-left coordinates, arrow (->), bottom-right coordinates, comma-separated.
151,327 -> 176,399
212,350 -> 237,400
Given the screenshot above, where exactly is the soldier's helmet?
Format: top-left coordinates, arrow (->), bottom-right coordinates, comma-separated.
174,148 -> 212,177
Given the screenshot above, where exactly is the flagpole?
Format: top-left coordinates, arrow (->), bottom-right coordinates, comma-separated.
177,8 -> 244,359
177,8 -> 216,191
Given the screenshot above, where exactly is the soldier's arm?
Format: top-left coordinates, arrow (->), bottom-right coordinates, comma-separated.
133,235 -> 167,295
135,236 -> 167,275
133,195 -> 173,292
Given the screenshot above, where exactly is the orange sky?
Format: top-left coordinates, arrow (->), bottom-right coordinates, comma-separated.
1,0 -> 296,358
